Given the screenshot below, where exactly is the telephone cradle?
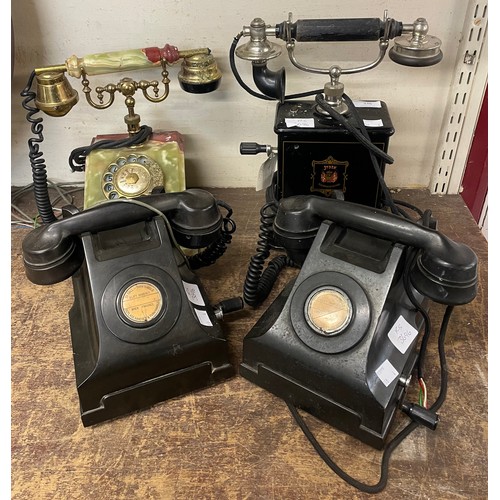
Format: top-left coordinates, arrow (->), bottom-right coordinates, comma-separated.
240,195 -> 478,449
22,189 -> 238,426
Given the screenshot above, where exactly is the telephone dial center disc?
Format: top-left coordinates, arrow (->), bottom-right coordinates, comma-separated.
102,154 -> 164,199
120,281 -> 163,324
304,287 -> 352,336
290,272 -> 370,354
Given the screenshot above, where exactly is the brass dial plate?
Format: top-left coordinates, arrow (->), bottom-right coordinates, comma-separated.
102,154 -> 164,199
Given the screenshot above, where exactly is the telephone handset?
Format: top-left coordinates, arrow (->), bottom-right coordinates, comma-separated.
22,189 -> 240,426
240,195 -> 477,449
21,43 -> 222,221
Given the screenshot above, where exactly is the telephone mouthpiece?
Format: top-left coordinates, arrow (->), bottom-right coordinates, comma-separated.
389,18 -> 443,67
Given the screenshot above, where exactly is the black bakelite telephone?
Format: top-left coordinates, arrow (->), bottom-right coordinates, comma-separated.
240,194 -> 478,492
232,11 -> 479,492
22,189 -> 241,426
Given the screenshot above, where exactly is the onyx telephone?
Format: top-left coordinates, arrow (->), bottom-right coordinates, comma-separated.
21,42 -> 222,219
22,189 -> 241,426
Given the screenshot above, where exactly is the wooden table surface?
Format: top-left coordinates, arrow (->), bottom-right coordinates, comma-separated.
11,187 -> 488,499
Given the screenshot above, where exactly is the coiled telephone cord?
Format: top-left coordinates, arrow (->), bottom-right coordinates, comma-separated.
188,200 -> 237,270
20,71 -> 57,224
243,202 -> 297,306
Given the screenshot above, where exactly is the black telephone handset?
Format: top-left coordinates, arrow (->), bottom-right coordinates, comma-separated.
273,195 -> 478,305
240,194 -> 477,449
22,189 -> 239,427
22,189 -> 225,285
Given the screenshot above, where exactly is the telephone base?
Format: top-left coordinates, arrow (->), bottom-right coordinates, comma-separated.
80,361 -> 233,427
83,130 -> 186,209
240,221 -> 425,449
273,99 -> 394,207
240,352 -> 417,450
68,216 -> 234,426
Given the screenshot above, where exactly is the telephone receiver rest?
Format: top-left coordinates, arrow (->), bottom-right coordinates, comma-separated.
273,196 -> 478,306
22,189 -> 223,286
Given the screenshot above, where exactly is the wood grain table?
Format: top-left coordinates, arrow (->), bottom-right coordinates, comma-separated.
11,187 -> 488,499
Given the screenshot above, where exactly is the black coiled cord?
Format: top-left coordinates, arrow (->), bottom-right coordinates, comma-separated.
20,71 -> 57,224
68,125 -> 153,172
188,201 -> 237,270
243,202 -> 296,306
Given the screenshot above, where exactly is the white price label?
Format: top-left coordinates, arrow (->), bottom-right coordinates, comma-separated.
363,119 -> 384,128
182,281 -> 205,307
375,360 -> 399,387
194,308 -> 213,327
285,118 -> 315,128
353,100 -> 382,108
388,316 -> 419,354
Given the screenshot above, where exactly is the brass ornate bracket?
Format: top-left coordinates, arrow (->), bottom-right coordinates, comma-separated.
81,59 -> 171,134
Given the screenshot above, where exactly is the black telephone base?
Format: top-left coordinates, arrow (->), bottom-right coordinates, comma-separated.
68,217 -> 234,426
240,221 -> 424,449
79,360 -> 233,427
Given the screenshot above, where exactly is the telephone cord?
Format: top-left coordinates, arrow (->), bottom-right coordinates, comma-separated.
188,200 -> 237,270
288,304 -> 454,494
20,71 -> 57,224
68,125 -> 153,172
243,201 -> 297,307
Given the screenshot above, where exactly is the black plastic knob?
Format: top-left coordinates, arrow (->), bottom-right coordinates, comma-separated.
240,142 -> 268,155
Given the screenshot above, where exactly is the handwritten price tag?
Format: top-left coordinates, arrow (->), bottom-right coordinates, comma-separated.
182,281 -> 205,307
388,316 -> 418,354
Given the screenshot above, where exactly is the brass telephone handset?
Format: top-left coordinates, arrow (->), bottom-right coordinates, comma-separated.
21,44 -> 222,221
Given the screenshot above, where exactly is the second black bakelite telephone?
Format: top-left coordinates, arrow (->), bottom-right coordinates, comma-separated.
240,194 -> 478,492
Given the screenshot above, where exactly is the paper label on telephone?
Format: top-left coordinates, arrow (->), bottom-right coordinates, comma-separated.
285,118 -> 315,128
353,100 -> 382,108
256,154 -> 277,192
375,360 -> 399,387
182,281 -> 205,307
363,119 -> 384,127
388,316 -> 419,354
194,308 -> 213,327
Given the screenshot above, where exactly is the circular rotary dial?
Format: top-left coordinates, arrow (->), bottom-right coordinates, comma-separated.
102,154 -> 164,200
